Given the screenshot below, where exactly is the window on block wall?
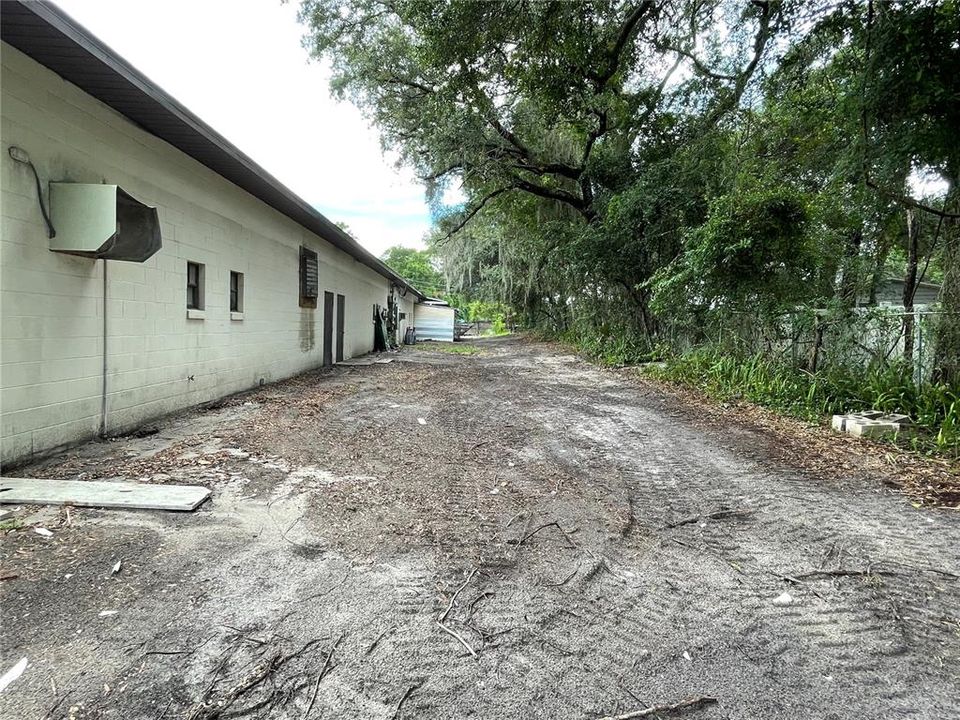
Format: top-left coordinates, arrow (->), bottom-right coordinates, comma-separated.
230,271 -> 244,313
300,247 -> 319,308
186,261 -> 205,309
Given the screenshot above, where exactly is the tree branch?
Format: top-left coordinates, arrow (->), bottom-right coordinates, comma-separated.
578,1 -> 659,175
486,113 -> 531,158
439,185 -> 515,242
636,54 -> 683,126
593,1 -> 657,89
660,43 -> 738,81
866,177 -> 960,219
473,87 -> 583,180
515,179 -> 594,219
420,163 -> 462,181
383,76 -> 436,95
700,0 -> 774,130
512,160 -> 582,180
582,110 -> 608,167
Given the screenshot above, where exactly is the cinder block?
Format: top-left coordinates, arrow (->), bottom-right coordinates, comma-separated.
831,415 -> 847,432
847,420 -> 900,438
879,413 -> 912,426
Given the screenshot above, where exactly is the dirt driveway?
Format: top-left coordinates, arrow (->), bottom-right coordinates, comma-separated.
2,337 -> 958,719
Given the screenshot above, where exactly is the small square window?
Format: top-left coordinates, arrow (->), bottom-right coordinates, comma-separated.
300,247 -> 318,308
186,261 -> 205,310
230,271 -> 244,313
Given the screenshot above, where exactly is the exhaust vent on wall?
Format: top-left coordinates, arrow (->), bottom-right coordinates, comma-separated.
49,183 -> 161,262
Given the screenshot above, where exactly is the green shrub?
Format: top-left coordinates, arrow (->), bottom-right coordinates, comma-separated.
489,314 -> 509,336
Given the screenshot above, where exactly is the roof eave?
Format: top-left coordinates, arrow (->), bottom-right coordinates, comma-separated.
0,1 -> 426,301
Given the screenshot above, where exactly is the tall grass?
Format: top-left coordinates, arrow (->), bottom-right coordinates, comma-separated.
548,326 -> 958,455
649,347 -> 959,456
559,328 -> 659,367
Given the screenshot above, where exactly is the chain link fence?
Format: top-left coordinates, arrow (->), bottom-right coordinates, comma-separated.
702,307 -> 958,385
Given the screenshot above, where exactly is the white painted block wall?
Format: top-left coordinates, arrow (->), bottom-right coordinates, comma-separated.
1,44 -> 400,465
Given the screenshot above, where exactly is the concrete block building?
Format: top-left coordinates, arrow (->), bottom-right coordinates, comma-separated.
0,1 -> 425,466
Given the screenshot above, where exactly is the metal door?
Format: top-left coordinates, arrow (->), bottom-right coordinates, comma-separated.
336,293 -> 345,362
322,291 -> 334,367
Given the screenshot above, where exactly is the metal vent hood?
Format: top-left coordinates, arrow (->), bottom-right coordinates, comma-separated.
49,183 -> 161,262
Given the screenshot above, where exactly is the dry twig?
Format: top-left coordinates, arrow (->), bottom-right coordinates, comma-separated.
509,521 -> 578,548
365,627 -> 393,656
793,569 -> 896,580
392,685 -> 417,720
302,634 -> 342,719
439,568 -> 478,623
666,509 -> 752,529
436,568 -> 481,657
436,621 -> 478,657
598,695 -> 718,720
467,591 -> 493,620
504,510 -> 527,528
543,563 -> 580,587
188,637 -> 328,720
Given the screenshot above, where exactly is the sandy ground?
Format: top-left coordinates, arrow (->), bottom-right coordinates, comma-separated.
1,336 -> 958,720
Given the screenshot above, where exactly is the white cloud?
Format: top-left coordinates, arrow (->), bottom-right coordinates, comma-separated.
52,0 -> 430,256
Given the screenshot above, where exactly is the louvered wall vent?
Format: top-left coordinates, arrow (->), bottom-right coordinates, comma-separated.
49,183 -> 161,262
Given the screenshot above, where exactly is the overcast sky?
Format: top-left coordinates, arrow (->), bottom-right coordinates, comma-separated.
53,0 -> 433,257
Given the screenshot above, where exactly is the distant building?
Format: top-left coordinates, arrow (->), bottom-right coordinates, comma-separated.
863,278 -> 942,308
414,300 -> 456,342
1,2 -> 426,465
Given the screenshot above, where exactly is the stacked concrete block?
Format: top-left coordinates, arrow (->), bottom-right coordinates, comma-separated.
831,411 -> 911,439
847,419 -> 900,438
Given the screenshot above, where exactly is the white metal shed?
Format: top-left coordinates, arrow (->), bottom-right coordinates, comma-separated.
414,301 -> 456,342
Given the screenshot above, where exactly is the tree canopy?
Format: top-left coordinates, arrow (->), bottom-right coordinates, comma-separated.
380,245 -> 445,297
303,0 -> 960,384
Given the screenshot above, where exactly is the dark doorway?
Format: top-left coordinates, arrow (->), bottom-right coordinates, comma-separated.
336,294 -> 345,362
373,304 -> 387,351
322,291 -> 334,367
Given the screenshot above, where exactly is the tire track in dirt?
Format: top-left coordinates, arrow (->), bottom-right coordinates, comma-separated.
3,337 -> 958,719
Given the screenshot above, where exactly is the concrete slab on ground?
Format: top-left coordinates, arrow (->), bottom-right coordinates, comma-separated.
0,477 -> 210,511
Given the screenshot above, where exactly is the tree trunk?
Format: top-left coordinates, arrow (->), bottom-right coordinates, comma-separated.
902,209 -> 919,377
807,312 -> 825,373
837,228 -> 863,306
932,174 -> 959,385
932,219 -> 960,385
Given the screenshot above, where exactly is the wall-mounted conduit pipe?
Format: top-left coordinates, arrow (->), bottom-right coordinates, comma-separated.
99,259 -> 108,438
7,146 -> 55,238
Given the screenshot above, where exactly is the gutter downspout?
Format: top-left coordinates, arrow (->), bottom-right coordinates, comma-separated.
99,258 -> 108,437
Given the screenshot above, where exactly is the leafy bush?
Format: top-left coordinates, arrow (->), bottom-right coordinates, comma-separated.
652,186 -> 814,315
489,314 -> 509,336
